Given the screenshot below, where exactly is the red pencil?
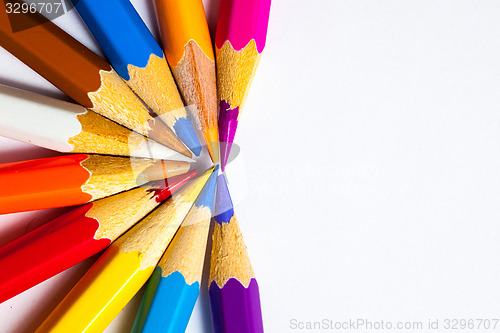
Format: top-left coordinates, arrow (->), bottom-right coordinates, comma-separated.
0,171 -> 197,303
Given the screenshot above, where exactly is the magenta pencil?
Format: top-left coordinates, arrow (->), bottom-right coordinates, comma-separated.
216,0 -> 272,171
208,174 -> 264,332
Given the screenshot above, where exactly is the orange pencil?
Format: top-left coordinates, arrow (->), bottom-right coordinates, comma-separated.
0,154 -> 190,214
154,0 -> 219,162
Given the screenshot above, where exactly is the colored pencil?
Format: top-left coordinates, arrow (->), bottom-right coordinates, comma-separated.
36,167 -> 216,333
209,174 -> 264,333
0,170 -> 196,304
216,0 -> 272,170
131,165 -> 218,333
154,0 -> 219,162
0,84 -> 191,162
70,0 -> 202,156
0,154 -> 190,214
0,1 -> 190,157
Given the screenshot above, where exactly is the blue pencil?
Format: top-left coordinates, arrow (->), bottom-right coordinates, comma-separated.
131,165 -> 219,333
70,0 -> 202,156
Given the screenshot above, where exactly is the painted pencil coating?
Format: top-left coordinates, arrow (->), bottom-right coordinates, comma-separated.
215,0 -> 271,52
133,270 -> 200,333
71,0 -> 202,156
0,154 -> 92,214
209,278 -> 263,333
36,167 -> 215,333
0,1 -> 108,108
0,84 -> 191,161
0,204 -> 108,303
70,0 -> 163,80
35,244 -> 153,333
0,154 -> 190,214
154,0 -> 214,66
0,84 -> 80,152
154,0 -> 219,162
209,175 -> 264,333
131,166 -> 218,333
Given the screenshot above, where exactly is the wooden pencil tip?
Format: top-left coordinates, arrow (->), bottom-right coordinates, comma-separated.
148,170 -> 198,202
147,119 -> 194,158
204,125 -> 220,163
136,160 -> 191,185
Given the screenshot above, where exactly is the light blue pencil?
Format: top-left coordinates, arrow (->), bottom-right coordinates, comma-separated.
131,165 -> 219,333
70,0 -> 202,156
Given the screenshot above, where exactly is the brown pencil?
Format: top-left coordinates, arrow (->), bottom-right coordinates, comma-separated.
0,0 -> 190,157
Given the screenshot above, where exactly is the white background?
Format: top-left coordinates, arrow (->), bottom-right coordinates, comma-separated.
2,0 -> 500,332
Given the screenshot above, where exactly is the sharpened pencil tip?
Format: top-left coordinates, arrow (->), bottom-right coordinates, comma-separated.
214,173 -> 233,223
174,117 -> 202,156
137,161 -> 190,185
194,166 -> 219,208
204,125 -> 220,163
218,101 -> 239,171
149,170 -> 198,202
219,142 -> 232,172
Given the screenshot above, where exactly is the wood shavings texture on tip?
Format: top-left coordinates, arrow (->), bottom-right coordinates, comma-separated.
217,39 -> 262,111
68,111 -> 149,156
88,69 -> 152,136
119,197 -> 193,270
172,40 -> 217,131
80,156 -> 155,200
210,216 -> 255,288
159,205 -> 212,284
127,53 -> 186,128
88,187 -> 158,242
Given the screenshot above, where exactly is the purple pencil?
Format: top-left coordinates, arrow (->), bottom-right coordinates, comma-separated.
209,174 -> 264,333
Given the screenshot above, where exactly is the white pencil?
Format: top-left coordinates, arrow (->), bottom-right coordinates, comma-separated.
0,84 -> 192,162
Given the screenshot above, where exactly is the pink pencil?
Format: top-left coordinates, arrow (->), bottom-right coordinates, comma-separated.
216,0 -> 272,171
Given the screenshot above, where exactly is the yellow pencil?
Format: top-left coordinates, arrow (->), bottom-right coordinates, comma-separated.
35,166 -> 216,333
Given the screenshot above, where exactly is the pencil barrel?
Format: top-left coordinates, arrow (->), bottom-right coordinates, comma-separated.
209,278 -> 264,333
0,205 -> 109,303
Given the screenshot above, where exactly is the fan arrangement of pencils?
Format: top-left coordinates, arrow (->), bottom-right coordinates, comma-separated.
0,0 -> 271,332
